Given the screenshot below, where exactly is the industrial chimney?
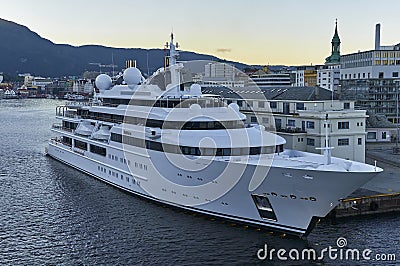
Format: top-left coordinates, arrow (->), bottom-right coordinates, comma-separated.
375,23 -> 381,50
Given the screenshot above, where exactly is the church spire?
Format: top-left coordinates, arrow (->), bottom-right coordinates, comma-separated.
334,19 -> 339,36
325,19 -> 341,64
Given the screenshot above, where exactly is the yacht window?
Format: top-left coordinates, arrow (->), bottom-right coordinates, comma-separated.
119,133 -> 279,156
222,148 -> 231,156
62,136 -> 72,146
180,146 -> 201,156
147,141 -> 163,152
74,140 -> 87,150
90,144 -> 106,156
250,147 -> 261,155
275,144 -> 284,153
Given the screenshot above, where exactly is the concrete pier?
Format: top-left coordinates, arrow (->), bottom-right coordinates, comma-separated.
332,193 -> 400,218
328,142 -> 400,219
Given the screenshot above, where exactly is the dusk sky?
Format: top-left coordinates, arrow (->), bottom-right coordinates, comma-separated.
1,0 -> 400,66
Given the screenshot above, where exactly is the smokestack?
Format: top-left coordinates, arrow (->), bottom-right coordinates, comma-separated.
375,23 -> 381,50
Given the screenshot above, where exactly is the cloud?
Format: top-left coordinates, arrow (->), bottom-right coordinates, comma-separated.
216,48 -> 231,53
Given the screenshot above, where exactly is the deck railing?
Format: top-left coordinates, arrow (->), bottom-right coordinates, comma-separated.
52,123 -> 74,132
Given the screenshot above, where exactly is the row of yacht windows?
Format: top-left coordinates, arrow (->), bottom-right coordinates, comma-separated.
108,153 -> 127,164
100,97 -> 225,108
62,136 -> 150,170
111,133 -> 284,156
97,165 -> 138,185
75,111 -> 244,130
107,152 -> 148,171
62,136 -> 106,156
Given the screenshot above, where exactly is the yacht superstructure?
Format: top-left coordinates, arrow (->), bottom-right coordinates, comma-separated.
47,34 -> 382,237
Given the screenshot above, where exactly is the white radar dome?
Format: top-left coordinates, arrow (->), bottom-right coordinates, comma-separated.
123,67 -> 142,86
190,83 -> 202,96
95,74 -> 112,91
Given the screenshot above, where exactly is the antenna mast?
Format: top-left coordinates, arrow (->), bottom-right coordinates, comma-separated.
316,113 -> 334,165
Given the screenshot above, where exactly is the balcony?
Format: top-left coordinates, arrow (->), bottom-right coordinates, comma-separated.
277,127 -> 306,134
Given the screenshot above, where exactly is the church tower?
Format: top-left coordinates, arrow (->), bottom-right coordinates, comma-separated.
325,19 -> 341,64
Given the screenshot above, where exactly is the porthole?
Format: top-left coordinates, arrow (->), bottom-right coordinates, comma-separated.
271,192 -> 278,197
290,194 -> 297,199
310,197 -> 317,201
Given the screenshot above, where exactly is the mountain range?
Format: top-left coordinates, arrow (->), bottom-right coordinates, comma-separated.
0,18 -> 251,78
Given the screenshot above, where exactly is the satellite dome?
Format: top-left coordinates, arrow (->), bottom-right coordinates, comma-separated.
123,67 -> 142,86
95,74 -> 112,91
190,83 -> 202,96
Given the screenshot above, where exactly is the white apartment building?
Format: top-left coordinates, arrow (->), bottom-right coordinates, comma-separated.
340,24 -> 400,81
24,76 -> 53,89
250,73 -> 292,88
221,94 -> 366,162
202,85 -> 366,162
205,62 -> 235,78
291,66 -> 318,87
317,64 -> 340,92
340,49 -> 400,81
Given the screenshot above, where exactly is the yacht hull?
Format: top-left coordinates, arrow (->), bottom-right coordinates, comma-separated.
47,141 -> 379,237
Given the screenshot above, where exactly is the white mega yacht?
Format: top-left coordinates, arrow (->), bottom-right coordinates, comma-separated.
47,34 -> 382,237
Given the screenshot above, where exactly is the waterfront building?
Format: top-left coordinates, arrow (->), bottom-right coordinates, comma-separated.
24,75 -> 53,89
317,64 -> 340,92
202,86 -> 367,162
202,62 -> 247,87
250,72 -> 292,88
70,79 -> 95,94
205,62 -> 235,78
341,24 -> 400,81
340,23 -> 400,125
365,112 -> 396,142
291,66 -> 317,87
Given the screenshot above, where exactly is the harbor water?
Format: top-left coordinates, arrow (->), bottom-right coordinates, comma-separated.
0,99 -> 398,265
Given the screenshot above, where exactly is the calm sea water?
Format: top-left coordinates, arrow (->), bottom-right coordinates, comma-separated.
0,99 -> 398,265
